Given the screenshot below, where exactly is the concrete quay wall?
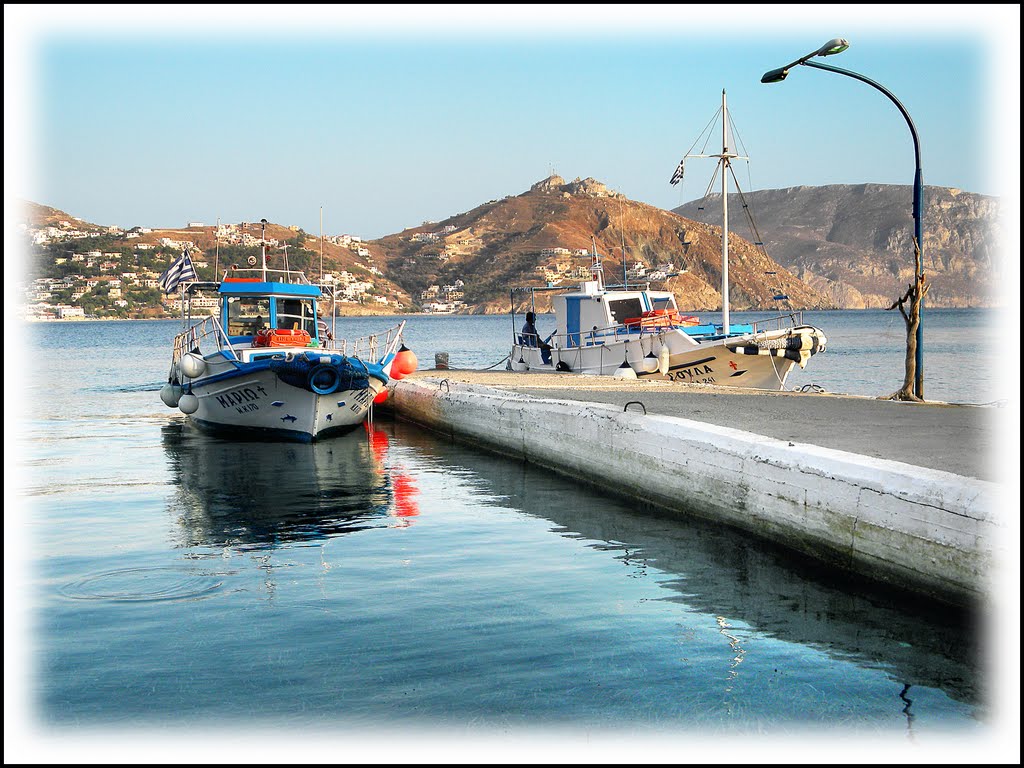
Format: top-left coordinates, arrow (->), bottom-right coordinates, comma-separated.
389,377 -> 1002,607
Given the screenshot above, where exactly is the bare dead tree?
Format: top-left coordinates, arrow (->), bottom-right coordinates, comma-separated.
882,240 -> 928,402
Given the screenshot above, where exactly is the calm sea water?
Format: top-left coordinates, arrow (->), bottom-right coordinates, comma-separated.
8,310 -> 1013,761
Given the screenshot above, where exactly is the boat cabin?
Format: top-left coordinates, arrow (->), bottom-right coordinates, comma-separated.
220,279 -> 323,345
552,280 -> 680,347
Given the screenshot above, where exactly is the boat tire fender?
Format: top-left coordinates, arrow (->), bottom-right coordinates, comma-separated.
308,364 -> 341,395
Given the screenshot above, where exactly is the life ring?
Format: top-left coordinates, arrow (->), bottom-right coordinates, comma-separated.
307,364 -> 341,394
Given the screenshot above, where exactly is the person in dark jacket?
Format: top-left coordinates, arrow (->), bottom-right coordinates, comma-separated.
521,311 -> 552,365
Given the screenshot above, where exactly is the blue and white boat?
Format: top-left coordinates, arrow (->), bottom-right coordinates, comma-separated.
159,235 -> 408,442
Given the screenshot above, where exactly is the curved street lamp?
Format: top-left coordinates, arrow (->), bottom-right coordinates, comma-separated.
762,39 -> 925,399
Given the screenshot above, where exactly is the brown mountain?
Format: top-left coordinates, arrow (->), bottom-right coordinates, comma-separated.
673,184 -> 1003,308
371,175 -> 832,313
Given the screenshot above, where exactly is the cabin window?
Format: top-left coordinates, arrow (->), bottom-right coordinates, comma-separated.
275,298 -> 317,337
226,297 -> 270,336
651,295 -> 677,311
607,298 -> 644,325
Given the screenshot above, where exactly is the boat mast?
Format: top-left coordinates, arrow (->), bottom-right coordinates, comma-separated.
590,236 -> 605,290
720,89 -> 733,336
619,197 -> 628,289
678,90 -> 746,336
260,218 -> 268,282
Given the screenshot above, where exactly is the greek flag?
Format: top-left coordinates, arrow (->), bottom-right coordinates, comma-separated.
158,249 -> 198,294
669,159 -> 685,186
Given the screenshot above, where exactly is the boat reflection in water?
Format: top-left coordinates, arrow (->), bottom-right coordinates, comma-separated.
161,420 -> 420,549
387,419 -> 982,711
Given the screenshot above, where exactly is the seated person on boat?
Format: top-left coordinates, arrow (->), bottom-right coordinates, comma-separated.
521,312 -> 552,365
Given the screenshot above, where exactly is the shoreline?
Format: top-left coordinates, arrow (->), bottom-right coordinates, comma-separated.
19,305 -> 1006,324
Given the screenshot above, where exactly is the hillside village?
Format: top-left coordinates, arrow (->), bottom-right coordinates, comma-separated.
17,212 -> 410,320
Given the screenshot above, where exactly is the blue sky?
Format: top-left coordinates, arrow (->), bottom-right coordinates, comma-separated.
5,5 -> 1019,241
3,8 -> 1021,764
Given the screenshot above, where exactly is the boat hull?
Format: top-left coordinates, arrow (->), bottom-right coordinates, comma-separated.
183,361 -> 384,443
511,325 -> 826,391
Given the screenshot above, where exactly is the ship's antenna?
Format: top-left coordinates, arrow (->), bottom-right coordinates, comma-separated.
619,197 -> 628,289
260,218 -> 268,282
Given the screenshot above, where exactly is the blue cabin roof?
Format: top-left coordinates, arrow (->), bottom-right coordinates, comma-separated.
218,280 -> 322,299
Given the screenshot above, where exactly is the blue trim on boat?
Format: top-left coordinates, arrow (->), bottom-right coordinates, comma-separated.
684,324 -> 755,341
218,281 -> 322,298
190,354 -> 389,392
566,296 -> 582,347
191,359 -> 277,388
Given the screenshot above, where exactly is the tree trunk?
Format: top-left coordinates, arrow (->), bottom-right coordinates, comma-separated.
881,243 -> 928,402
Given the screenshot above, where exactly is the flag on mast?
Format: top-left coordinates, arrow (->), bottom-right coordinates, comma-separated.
669,159 -> 685,186
158,249 -> 198,294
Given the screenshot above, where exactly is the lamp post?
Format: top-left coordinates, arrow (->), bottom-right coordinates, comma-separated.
762,39 -> 925,399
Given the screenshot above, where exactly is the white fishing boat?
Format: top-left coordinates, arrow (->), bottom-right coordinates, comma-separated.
158,223 -> 417,441
508,91 -> 827,390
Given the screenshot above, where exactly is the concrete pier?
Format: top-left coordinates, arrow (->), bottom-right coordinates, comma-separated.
384,371 -> 1006,607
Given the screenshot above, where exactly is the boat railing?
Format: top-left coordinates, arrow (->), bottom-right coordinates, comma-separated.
747,311 -> 805,334
515,311 -> 808,351
332,320 -> 407,361
173,316 -> 406,365
173,315 -> 238,365
220,267 -> 315,284
518,321 -> 663,351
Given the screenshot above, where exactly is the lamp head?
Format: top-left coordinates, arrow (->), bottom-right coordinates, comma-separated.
816,38 -> 850,57
761,38 -> 849,84
761,67 -> 789,84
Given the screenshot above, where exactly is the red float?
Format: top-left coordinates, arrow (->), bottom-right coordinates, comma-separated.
393,344 -> 418,376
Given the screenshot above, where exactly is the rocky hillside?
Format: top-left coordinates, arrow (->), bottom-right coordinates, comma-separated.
30,179 -> 998,318
20,202 -> 414,314
673,184 -> 1003,308
370,175 -> 832,313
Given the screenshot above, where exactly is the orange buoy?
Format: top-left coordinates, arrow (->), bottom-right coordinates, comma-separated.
393,344 -> 418,376
373,388 -> 389,404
